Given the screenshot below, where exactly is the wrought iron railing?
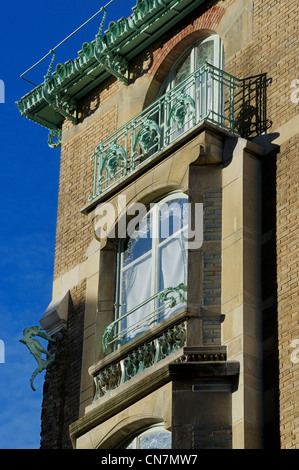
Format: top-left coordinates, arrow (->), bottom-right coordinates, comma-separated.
102,283 -> 187,355
88,64 -> 241,201
94,319 -> 187,399
234,73 -> 272,139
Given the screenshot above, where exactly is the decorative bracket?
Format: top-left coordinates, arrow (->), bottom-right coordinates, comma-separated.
42,50 -> 77,125
94,8 -> 129,85
48,128 -> 62,149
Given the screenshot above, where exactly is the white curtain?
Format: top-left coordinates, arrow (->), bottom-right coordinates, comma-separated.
159,235 -> 187,319
121,253 -> 152,341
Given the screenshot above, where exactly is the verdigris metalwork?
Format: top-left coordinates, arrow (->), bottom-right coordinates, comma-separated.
16,0 -> 207,141
89,64 -> 240,201
158,283 -> 187,308
48,128 -> 62,149
42,50 -> 77,126
132,118 -> 161,162
102,283 -> 187,355
100,141 -> 127,184
94,8 -> 129,85
20,326 -> 55,391
94,320 -> 187,399
167,91 -> 195,132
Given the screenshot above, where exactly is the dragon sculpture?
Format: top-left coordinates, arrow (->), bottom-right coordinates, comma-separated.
20,326 -> 55,391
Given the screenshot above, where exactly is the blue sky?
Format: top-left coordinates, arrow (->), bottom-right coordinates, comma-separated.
0,0 -> 134,449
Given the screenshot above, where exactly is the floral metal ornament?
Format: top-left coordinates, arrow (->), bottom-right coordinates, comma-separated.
94,321 -> 187,399
167,91 -> 196,130
48,128 -> 62,149
132,118 -> 161,162
100,141 -> 127,185
158,283 -> 187,308
102,322 -> 116,356
20,326 -> 55,391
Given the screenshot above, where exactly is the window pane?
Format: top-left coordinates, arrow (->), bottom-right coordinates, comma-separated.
123,215 -> 152,268
196,39 -> 215,68
121,253 -> 153,341
159,198 -> 188,242
158,230 -> 188,320
139,431 -> 171,449
125,428 -> 171,449
116,194 -> 188,347
173,53 -> 191,87
159,236 -> 187,291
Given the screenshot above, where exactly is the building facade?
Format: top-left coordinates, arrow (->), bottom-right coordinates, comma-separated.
17,0 -> 299,449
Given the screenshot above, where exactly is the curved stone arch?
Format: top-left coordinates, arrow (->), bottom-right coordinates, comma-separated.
92,175 -> 187,248
95,415 -> 165,449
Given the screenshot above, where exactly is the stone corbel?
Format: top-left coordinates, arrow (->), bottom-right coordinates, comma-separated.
40,290 -> 70,335
193,128 -> 224,164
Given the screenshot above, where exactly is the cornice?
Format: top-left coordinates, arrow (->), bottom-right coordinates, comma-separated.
16,0 -> 206,142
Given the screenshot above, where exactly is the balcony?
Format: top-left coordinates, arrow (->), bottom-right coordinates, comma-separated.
88,64 -> 271,202
89,282 -> 227,402
88,63 -> 240,202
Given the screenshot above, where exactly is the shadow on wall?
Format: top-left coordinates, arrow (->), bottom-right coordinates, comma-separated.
258,134 -> 280,449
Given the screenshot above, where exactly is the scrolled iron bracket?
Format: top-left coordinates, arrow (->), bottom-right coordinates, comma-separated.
48,128 -> 62,149
94,8 -> 129,85
42,50 -> 77,125
158,283 -> 187,308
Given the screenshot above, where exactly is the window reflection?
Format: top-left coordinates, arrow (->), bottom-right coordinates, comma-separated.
125,425 -> 171,449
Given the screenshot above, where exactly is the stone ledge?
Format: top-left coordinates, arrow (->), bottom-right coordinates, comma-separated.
69,357 -> 239,447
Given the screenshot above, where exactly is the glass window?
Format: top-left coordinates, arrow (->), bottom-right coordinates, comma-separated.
160,35 -> 224,143
164,34 -> 224,90
125,425 -> 171,450
115,193 -> 188,346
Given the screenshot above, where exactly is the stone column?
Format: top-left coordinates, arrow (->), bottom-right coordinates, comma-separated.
222,138 -> 264,448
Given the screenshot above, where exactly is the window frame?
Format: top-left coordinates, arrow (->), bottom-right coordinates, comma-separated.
114,191 -> 188,345
159,34 -> 225,142
161,34 -> 224,94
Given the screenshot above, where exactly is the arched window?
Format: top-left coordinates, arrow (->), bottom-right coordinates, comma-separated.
163,34 -> 224,90
114,192 -> 188,348
160,34 -> 224,144
124,424 -> 171,450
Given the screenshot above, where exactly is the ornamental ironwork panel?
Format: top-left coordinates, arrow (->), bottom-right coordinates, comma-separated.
88,65 -> 272,201
93,320 -> 187,400
234,73 -> 272,139
88,64 -> 241,201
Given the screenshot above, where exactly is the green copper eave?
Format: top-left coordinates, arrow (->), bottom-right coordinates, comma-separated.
16,0 -> 206,137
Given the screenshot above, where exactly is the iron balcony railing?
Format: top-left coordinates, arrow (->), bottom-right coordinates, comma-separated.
88,63 -> 241,201
102,283 -> 187,354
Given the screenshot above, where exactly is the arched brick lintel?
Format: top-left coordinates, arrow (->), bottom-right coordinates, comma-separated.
146,5 -> 226,85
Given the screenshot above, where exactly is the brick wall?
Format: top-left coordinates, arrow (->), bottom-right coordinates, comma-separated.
276,135 -> 299,449
40,281 -> 86,449
54,103 -> 118,279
